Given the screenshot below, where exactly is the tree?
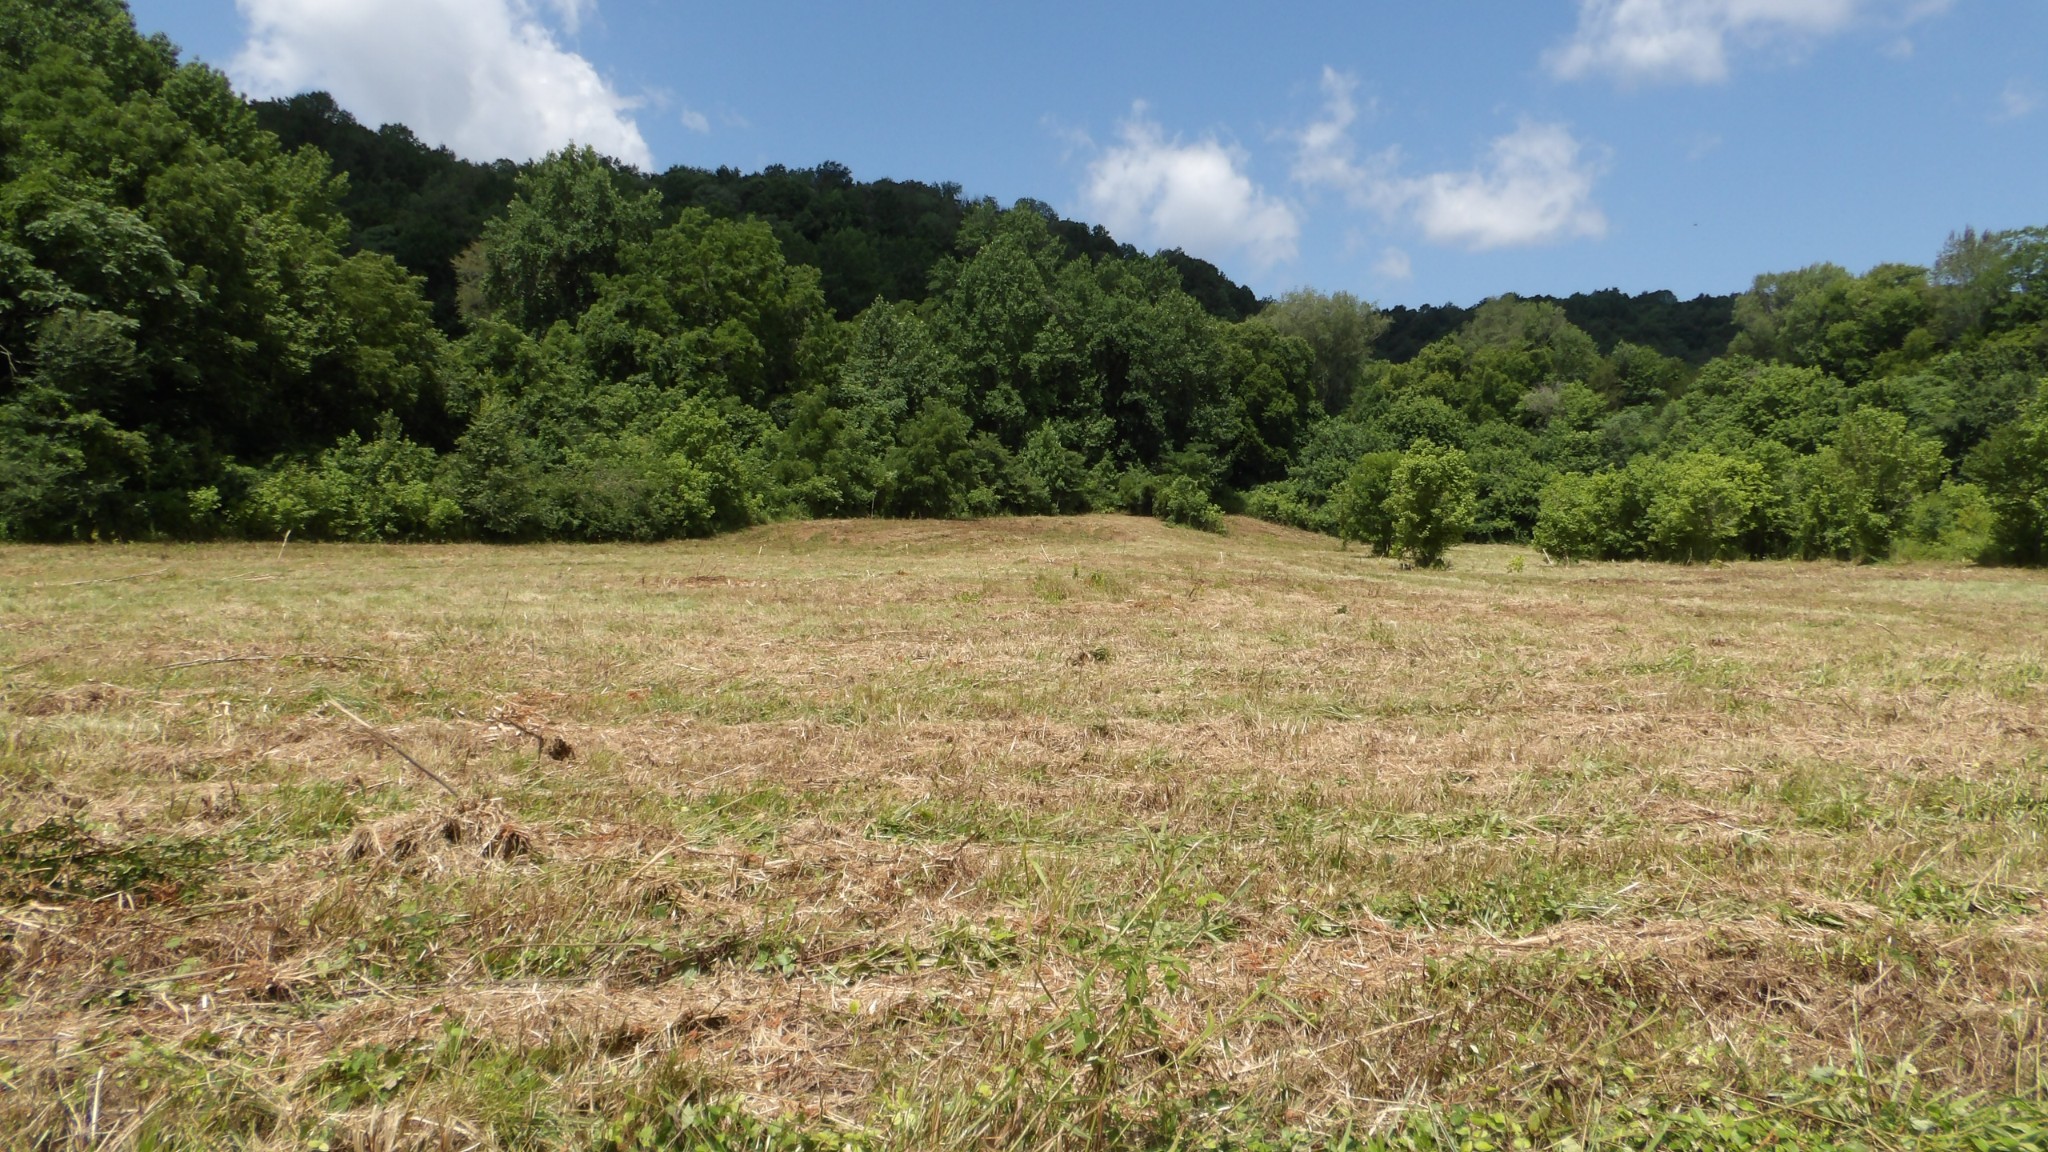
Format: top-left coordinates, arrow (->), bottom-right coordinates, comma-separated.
1330,451 -> 1400,554
879,401 -> 983,519
1253,289 -> 1389,414
0,0 -> 451,538
480,147 -> 662,334
1457,296 -> 1602,386
1384,439 -> 1477,567
1644,453 -> 1768,563
1668,358 -> 1848,454
1731,263 -> 1937,383
1533,472 -> 1608,562
573,207 -> 834,407
1793,407 -> 1946,560
1155,474 -> 1223,532
1966,394 -> 2048,565
1598,341 -> 1688,408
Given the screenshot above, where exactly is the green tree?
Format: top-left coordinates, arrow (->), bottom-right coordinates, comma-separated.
239,416 -> 460,541
1597,341 -> 1688,408
879,401 -> 983,519
479,146 -> 661,334
1457,296 -> 1603,386
1154,474 -> 1223,532
1644,452 -> 1768,563
1329,451 -> 1400,554
573,207 -> 835,407
1384,439 -> 1477,567
1965,394 -> 2048,565
1731,263 -> 1937,383
1793,407 -> 1946,560
1533,472 -> 1607,562
1252,289 -> 1389,414
1667,357 -> 1848,454
0,0 -> 452,538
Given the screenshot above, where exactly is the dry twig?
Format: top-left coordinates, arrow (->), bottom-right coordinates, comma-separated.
327,699 -> 462,799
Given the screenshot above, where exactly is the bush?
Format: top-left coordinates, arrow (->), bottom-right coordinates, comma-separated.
0,384 -> 154,540
1895,481 -> 1994,561
1243,481 -> 1328,533
1155,475 -> 1224,532
1384,439 -> 1476,567
1966,393 -> 2048,565
239,419 -> 462,541
1016,424 -> 1095,514
1644,452 -> 1768,563
1792,407 -> 1946,560
1112,466 -> 1158,516
1533,472 -> 1608,562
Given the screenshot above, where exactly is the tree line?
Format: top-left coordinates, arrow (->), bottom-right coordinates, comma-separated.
2,0 -> 2043,566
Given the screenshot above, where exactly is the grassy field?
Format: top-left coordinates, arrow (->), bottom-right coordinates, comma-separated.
3,515 -> 2046,1150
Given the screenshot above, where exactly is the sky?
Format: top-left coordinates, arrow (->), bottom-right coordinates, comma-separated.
126,0 -> 2047,308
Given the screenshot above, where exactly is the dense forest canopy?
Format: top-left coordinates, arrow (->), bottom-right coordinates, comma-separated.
1,0 -> 2043,566
250,93 -> 1266,329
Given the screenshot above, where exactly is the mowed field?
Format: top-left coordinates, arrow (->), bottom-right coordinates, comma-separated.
3,516 -> 2047,1150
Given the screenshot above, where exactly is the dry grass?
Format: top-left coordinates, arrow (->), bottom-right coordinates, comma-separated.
2,515 -> 2045,1149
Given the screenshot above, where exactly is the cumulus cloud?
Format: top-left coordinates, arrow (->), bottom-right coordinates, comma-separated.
1372,248 -> 1413,281
1396,122 -> 1609,250
1293,71 -> 1607,251
232,0 -> 653,168
679,108 -> 711,135
1082,107 -> 1301,269
1547,0 -> 1956,85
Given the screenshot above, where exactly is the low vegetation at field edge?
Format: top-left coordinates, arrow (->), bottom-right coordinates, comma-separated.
3,516 -> 2046,1149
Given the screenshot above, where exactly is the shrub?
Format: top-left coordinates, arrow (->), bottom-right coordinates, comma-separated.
1643,452 -> 1768,563
1243,481 -> 1327,533
1016,424 -> 1094,514
1113,466 -> 1158,516
1384,439 -> 1476,567
1155,475 -> 1224,532
879,401 -> 981,519
239,418 -> 462,542
0,384 -> 153,540
1966,393 -> 2048,565
1895,481 -> 1994,562
1792,407 -> 1946,560
1533,472 -> 1608,562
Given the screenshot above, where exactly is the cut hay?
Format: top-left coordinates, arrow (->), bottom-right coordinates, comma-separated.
340,799 -> 539,867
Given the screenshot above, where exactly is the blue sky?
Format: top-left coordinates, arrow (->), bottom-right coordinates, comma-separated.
127,0 -> 2046,308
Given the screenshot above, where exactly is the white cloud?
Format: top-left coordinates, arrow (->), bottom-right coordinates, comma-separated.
232,0 -> 653,168
680,108 -> 711,135
1999,80 -> 2041,121
1292,69 -> 1378,192
1397,122 -> 1609,250
1372,248 -> 1413,281
1082,107 -> 1300,268
1547,0 -> 1956,85
1293,71 -> 1607,251
543,0 -> 594,34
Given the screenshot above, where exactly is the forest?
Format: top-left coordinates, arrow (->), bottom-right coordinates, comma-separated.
3,0 -> 2044,565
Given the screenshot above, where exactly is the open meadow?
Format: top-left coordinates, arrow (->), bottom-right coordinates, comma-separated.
3,516 -> 2047,1150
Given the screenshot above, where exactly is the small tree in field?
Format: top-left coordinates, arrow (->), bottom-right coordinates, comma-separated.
1330,451 -> 1400,553
1386,439 -> 1477,567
